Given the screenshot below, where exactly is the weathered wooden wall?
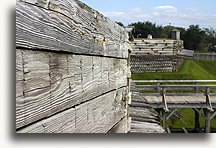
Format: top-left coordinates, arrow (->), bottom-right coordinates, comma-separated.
132,39 -> 184,55
130,55 -> 183,73
130,39 -> 184,73
16,0 -> 131,133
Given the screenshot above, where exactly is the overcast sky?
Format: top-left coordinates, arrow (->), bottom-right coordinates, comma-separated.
81,0 -> 216,29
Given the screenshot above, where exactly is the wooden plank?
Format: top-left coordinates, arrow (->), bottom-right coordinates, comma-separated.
49,53 -> 71,113
16,49 -> 25,129
21,49 -> 51,129
210,111 -> 216,120
74,88 -> 126,133
162,110 -> 167,130
17,107 -> 76,133
167,127 -> 171,133
17,88 -> 127,133
182,128 -> 188,133
194,109 -> 200,132
130,121 -> 165,133
109,58 -> 128,89
204,109 -> 211,133
16,49 -> 127,129
167,108 -> 178,120
16,0 -> 128,58
108,117 -> 128,133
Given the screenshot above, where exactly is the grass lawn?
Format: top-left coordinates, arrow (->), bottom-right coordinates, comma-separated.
132,60 -> 216,80
132,60 -> 216,130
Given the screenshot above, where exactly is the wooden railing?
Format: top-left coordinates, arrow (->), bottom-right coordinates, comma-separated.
133,80 -> 216,96
193,52 -> 216,61
132,80 -> 216,133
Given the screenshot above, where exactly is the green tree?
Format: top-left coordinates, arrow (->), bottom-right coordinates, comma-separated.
204,27 -> 215,52
183,25 -> 207,51
129,21 -> 166,38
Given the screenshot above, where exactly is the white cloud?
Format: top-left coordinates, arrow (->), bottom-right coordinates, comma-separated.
137,14 -> 152,19
100,11 -> 152,25
153,5 -> 178,14
129,7 -> 143,12
100,7 -> 216,28
154,6 -> 176,10
186,8 -> 199,11
153,12 -> 160,16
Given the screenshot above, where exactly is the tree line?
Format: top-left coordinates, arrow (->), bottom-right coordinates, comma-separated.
116,21 -> 215,52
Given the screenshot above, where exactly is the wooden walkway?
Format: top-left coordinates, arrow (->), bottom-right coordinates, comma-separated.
129,84 -> 165,133
131,80 -> 216,133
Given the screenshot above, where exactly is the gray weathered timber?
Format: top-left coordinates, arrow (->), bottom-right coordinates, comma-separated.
193,53 -> 216,61
132,80 -> 216,132
17,88 -> 126,133
131,39 -> 184,56
130,55 -> 183,73
16,50 -> 25,128
108,117 -> 128,133
16,49 -> 128,129
16,0 -> 130,133
129,86 -> 165,133
16,0 -> 129,58
130,39 -> 184,73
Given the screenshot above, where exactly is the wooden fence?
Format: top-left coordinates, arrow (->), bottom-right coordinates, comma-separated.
133,80 -> 216,96
193,53 -> 216,60
16,0 -> 131,133
132,80 -> 216,133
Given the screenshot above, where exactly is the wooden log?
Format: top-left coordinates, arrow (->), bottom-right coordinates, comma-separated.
182,128 -> 188,133
17,88 -> 127,133
162,110 -> 167,130
21,49 -> 51,129
16,49 -> 127,129
130,121 -> 165,133
194,109 -> 200,132
16,50 -> 25,129
108,117 -> 128,133
210,111 -> 216,120
16,0 -> 128,58
204,109 -> 211,133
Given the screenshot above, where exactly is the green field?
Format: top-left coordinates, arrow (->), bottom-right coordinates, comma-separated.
132,60 -> 216,131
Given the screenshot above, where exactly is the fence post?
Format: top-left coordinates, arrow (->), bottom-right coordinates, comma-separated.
204,109 -> 211,133
195,82 -> 199,93
157,82 -> 160,93
205,87 -> 211,133
162,109 -> 167,131
194,109 -> 200,132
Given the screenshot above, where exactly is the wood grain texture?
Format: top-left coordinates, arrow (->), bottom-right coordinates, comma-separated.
16,49 -> 128,129
132,39 -> 183,56
108,116 -> 128,133
17,88 -> 126,133
16,0 -> 129,58
16,50 -> 25,128
130,55 -> 183,73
